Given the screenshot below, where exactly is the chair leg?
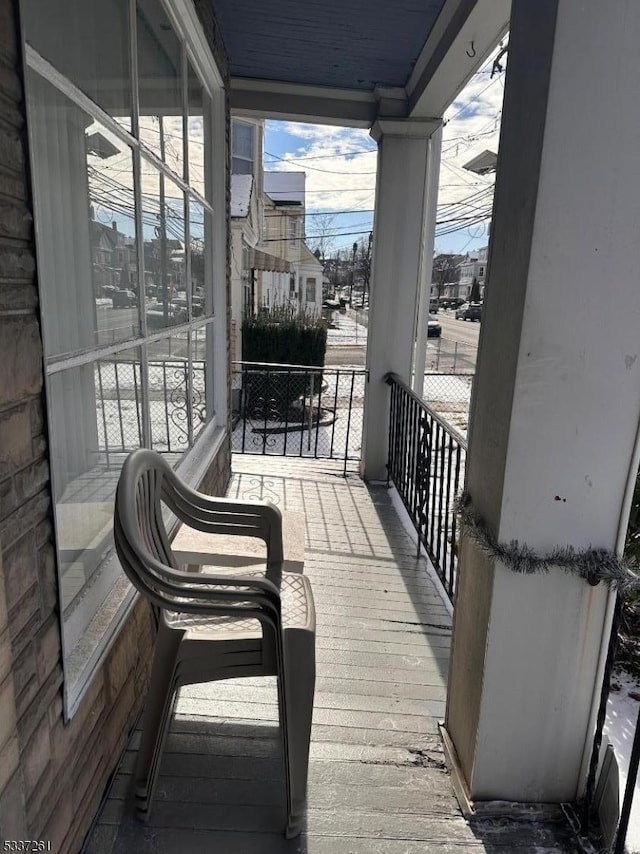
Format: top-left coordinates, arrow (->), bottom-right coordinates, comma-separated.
133,625 -> 182,818
280,628 -> 315,839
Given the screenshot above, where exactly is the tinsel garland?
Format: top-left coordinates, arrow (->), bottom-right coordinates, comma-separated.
454,492 -> 640,594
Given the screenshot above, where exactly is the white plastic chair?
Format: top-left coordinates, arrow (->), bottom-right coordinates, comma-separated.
114,449 -> 315,838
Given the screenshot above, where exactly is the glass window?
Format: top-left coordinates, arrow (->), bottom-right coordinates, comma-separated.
137,0 -> 184,177
231,120 -> 255,175
21,0 -> 132,128
187,59 -> 209,199
141,160 -> 187,330
22,0 -> 223,714
306,278 -> 316,303
147,334 -> 189,455
26,72 -> 139,357
191,326 -> 214,438
50,346 -> 142,638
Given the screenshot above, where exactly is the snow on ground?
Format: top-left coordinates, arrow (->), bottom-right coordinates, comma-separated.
326,310 -> 368,347
605,670 -> 640,853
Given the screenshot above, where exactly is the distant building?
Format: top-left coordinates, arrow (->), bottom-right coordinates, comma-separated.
456,245 -> 488,299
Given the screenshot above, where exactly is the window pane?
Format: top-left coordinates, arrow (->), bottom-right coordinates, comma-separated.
137,0 -> 184,177
187,59 -> 208,198
189,199 -> 211,318
232,121 -> 254,160
142,160 -> 187,330
22,0 -> 131,128
50,347 -> 142,644
147,335 -> 190,456
26,71 -> 139,358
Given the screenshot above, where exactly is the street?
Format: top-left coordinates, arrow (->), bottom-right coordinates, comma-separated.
436,310 -> 481,347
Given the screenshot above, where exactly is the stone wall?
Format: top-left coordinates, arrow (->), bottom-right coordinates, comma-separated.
0,0 -> 232,850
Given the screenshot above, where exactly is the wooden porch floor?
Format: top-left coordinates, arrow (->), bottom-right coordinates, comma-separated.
85,456 -> 584,853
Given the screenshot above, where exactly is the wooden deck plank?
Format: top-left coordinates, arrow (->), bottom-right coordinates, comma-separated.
83,455 -> 582,854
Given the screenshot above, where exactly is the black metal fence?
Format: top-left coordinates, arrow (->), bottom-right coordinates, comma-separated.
231,361 -> 366,474
386,372 -> 467,602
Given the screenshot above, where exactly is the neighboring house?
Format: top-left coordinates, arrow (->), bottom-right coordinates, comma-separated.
456,245 -> 488,299
230,172 -> 258,362
262,171 -> 322,313
229,119 -> 292,361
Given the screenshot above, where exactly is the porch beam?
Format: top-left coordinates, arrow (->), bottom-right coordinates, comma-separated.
407,0 -> 510,119
229,77 -> 380,128
446,0 -> 640,805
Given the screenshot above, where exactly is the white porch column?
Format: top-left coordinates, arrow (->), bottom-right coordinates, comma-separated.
445,0 -> 640,804
412,124 -> 442,395
361,118 -> 441,480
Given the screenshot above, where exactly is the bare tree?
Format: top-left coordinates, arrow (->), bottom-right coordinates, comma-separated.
307,213 -> 336,263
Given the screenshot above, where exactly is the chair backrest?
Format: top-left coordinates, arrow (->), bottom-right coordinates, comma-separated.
114,449 -> 282,615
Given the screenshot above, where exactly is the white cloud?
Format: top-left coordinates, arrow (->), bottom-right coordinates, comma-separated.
264,42 -> 508,251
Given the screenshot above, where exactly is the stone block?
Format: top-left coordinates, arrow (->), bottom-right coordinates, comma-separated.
16,663 -> 62,748
0,123 -> 23,177
30,398 -> 45,438
0,733 -> 19,800
0,769 -> 27,842
0,402 -> 32,479
8,586 -> 40,650
0,1 -> 18,63
39,789 -> 72,854
0,245 -> 35,282
0,316 -> 43,409
0,490 -> 50,550
3,530 -> 38,610
0,476 -> 16,520
20,708 -> 51,795
14,458 -> 50,504
0,674 -> 17,754
12,641 -> 38,717
0,627 -> 10,683
0,199 -> 31,241
50,674 -> 105,774
32,434 -> 47,459
0,554 -> 7,633
35,614 -> 60,685
35,516 -> 53,549
105,619 -> 137,703
37,543 -> 58,617
103,677 -> 136,770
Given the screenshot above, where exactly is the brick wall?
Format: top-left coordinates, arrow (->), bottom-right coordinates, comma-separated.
0,0 -> 232,850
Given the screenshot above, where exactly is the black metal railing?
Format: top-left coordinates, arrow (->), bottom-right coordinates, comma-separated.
386,372 -> 467,602
231,361 -> 366,474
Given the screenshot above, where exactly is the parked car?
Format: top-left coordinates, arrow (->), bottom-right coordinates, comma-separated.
427,314 -> 442,337
111,288 -> 137,308
146,301 -> 188,329
455,302 -> 482,321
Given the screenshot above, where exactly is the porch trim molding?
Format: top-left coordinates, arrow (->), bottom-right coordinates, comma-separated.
230,77 -> 378,127
370,117 -> 442,142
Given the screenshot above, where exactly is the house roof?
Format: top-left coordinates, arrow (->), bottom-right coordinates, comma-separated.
299,243 -> 323,267
211,0 -> 447,92
230,174 -> 254,218
263,171 -> 305,206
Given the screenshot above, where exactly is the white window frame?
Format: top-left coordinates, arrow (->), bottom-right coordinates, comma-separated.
231,118 -> 256,176
21,0 -> 228,718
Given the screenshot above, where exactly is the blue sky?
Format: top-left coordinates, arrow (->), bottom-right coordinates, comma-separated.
264,43 -> 506,257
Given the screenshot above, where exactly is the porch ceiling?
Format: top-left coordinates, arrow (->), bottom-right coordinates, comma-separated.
217,0 -> 511,126
212,0 -> 447,91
